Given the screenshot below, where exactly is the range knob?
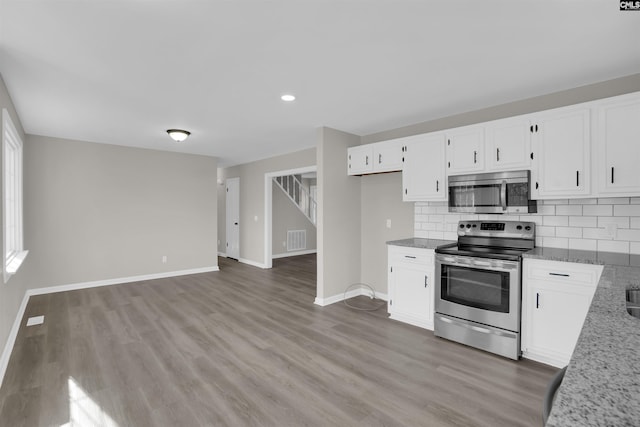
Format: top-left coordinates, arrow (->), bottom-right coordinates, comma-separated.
466,223 -> 471,228
525,225 -> 532,231
459,224 -> 465,229
516,225 -> 523,230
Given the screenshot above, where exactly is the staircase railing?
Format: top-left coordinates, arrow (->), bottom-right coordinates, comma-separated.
273,175 -> 317,226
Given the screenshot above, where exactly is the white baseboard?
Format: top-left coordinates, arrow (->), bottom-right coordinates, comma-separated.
314,285 -> 388,306
238,258 -> 269,269
27,266 -> 220,297
0,265 -> 219,388
0,292 -> 30,389
522,350 -> 567,368
272,249 -> 317,259
218,252 -> 227,257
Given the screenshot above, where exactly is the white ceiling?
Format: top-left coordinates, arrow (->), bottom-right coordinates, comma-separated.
1,1 -> 639,167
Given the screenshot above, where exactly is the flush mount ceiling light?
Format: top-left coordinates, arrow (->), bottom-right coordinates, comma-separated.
166,129 -> 190,142
281,94 -> 296,102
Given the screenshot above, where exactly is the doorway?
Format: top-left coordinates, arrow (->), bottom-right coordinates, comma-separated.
264,166 -> 317,269
226,177 -> 240,260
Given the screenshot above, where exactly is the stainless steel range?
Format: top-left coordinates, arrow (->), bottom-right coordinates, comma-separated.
434,220 -> 535,360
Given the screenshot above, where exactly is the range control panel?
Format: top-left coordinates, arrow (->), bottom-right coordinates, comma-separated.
457,220 -> 535,240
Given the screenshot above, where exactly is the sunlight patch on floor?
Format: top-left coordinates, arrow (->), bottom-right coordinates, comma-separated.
61,377 -> 119,427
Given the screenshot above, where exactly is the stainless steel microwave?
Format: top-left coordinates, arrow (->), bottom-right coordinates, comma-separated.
448,170 -> 537,214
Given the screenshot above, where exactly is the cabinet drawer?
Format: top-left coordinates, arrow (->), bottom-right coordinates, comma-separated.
389,246 -> 434,265
524,259 -> 603,287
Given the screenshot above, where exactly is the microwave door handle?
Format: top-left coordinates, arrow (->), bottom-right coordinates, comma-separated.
500,180 -> 507,211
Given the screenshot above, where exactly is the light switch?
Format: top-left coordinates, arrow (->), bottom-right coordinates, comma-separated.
386,219 -> 392,229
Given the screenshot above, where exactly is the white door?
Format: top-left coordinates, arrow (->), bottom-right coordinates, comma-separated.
485,116 -> 532,171
347,145 -> 373,175
596,94 -> 640,195
402,133 -> 446,201
531,107 -> 590,198
446,126 -> 485,174
226,178 -> 240,259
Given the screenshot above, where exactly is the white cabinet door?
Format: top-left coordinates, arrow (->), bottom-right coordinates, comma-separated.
347,145 -> 373,175
446,126 -> 484,175
402,133 -> 446,201
373,139 -> 404,173
485,116 -> 532,171
388,246 -> 434,330
521,259 -> 603,368
531,107 -> 591,198
596,93 -> 640,196
522,282 -> 592,367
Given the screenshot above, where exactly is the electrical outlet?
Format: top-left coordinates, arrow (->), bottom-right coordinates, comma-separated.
386,219 -> 392,229
162,255 -> 167,264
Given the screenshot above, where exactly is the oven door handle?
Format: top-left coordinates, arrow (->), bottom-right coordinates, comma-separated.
500,180 -> 507,212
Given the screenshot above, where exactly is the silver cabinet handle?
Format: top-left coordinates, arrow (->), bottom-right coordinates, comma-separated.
549,272 -> 570,277
378,153 -> 382,164
424,275 -> 428,288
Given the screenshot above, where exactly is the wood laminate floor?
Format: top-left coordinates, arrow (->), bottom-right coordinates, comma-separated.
0,255 -> 557,426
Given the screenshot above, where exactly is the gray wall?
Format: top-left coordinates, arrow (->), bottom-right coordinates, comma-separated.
363,73 -> 640,144
316,127 -> 361,301
360,172 -> 414,295
23,135 -> 218,288
0,74 -> 29,365
217,148 -> 316,265
272,181 -> 317,256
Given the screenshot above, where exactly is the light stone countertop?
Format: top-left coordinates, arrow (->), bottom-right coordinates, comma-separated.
386,237 -> 455,250
523,248 -> 640,427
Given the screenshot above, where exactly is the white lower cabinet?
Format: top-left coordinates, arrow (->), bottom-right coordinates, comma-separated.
387,245 -> 434,330
521,259 -> 603,368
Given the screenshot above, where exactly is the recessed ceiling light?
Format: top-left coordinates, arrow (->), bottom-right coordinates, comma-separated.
166,129 -> 190,142
281,94 -> 296,102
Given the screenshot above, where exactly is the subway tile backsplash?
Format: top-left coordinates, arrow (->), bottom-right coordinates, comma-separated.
414,197 -> 640,254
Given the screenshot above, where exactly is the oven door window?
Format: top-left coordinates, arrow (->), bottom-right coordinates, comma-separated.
440,264 -> 509,313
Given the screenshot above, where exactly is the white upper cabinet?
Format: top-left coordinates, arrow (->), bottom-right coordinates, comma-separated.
445,126 -> 484,175
373,139 -> 404,172
402,133 -> 446,201
485,116 -> 532,172
347,139 -> 403,176
531,106 -> 591,199
595,92 -> 640,196
347,144 -> 373,175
